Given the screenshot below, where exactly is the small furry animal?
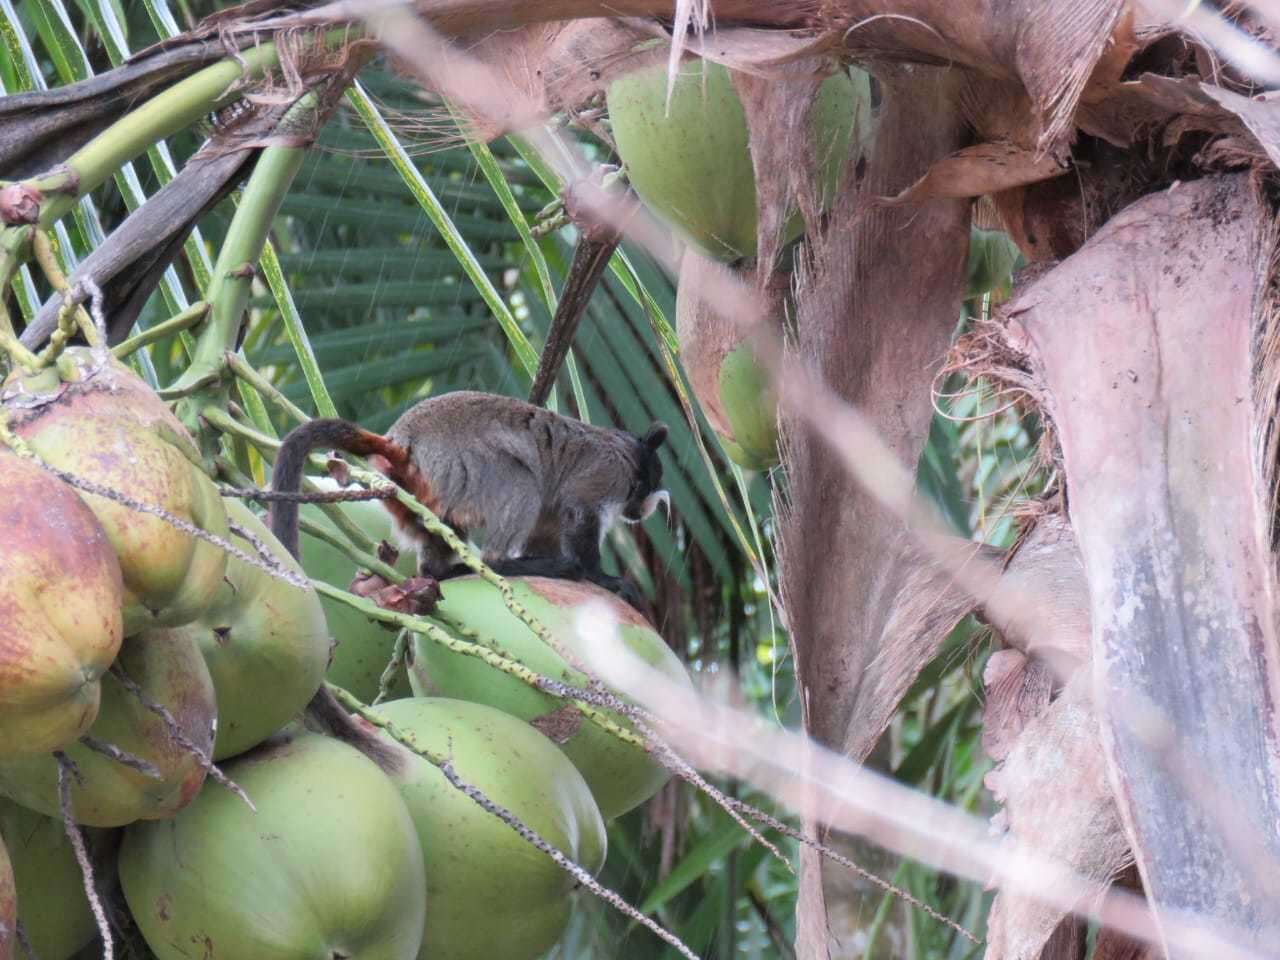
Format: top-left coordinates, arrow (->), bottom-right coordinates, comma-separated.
271,391 -> 667,753
270,391 -> 669,602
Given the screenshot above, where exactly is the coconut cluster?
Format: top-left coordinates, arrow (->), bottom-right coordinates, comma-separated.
0,352 -> 688,960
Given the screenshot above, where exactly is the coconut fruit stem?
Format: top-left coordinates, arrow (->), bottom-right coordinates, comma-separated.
170,92 -> 316,430
55,755 -> 113,960
111,302 -> 210,360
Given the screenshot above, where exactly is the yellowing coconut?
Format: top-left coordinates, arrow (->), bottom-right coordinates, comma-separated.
5,352 -> 228,635
370,698 -> 606,960
160,499 -> 329,761
0,452 -> 122,757
409,576 -> 689,820
0,629 -> 215,827
119,729 -> 426,960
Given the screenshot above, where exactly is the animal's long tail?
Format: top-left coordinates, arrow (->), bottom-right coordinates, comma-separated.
270,418 -> 395,560
269,417 -> 404,768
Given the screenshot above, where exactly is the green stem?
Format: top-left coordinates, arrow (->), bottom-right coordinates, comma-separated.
112,302 -> 210,359
297,515 -> 401,583
258,240 -> 338,418
225,351 -> 311,424
175,92 -> 317,392
27,43 -> 283,230
200,405 -> 279,452
374,630 -> 410,704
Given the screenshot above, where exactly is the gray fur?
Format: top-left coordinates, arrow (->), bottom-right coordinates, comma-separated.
386,391 -> 662,572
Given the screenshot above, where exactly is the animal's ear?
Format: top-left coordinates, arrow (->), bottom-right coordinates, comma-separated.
642,422 -> 668,450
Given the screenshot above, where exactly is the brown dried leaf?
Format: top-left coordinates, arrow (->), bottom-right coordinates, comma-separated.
1076,73 -> 1249,149
730,60 -> 828,277
877,141 -> 1068,208
367,576 -> 441,617
980,514 -> 1090,673
981,649 -> 1052,765
445,18 -> 662,140
1200,85 -> 1280,169
824,0 -> 1131,152
529,705 -> 583,744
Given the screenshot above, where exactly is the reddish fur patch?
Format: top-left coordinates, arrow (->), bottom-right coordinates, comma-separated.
371,445 -> 443,545
397,460 -> 442,515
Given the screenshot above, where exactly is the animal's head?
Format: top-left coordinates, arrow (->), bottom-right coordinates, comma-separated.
623,422 -> 669,523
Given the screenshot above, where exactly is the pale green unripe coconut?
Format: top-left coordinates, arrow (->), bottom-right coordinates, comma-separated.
297,485 -> 417,703
0,797 -> 111,960
161,499 -> 330,760
608,58 -> 871,261
371,698 -> 607,960
119,730 -> 427,960
408,576 -> 690,820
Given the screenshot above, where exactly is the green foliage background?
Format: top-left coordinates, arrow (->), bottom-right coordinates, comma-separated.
2,2 -> 1041,956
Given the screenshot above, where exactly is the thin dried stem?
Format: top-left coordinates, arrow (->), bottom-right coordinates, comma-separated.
77,736 -> 163,780
373,629 -> 411,705
54,754 -> 112,960
109,664 -> 255,813
217,484 -> 397,504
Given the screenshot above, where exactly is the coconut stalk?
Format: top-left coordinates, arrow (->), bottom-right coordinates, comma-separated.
0,42 -> 283,234
526,224 -> 620,407
164,93 -> 320,441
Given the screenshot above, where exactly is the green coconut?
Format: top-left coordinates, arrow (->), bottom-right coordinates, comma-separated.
0,629 -> 215,827
408,576 -> 689,820
298,486 -> 417,702
6,356 -> 228,635
0,453 -> 123,757
608,58 -> 870,261
674,248 -> 780,470
964,226 -> 1022,302
119,729 -> 426,960
157,499 -> 329,760
370,698 -> 606,960
0,797 -> 111,960
717,342 -> 778,469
